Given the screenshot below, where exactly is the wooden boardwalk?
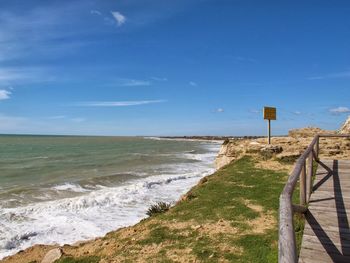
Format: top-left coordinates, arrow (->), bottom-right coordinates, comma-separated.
299,159 -> 350,263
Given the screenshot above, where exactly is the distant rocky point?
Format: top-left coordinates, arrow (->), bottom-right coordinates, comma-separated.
339,116 -> 350,134
216,124 -> 350,169
161,136 -> 264,141
288,127 -> 335,138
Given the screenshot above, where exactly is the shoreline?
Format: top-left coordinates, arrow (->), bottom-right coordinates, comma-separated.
2,156 -> 290,263
0,140 -> 222,261
5,127 -> 347,262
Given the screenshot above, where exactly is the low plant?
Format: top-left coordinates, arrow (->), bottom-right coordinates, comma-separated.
146,202 -> 171,216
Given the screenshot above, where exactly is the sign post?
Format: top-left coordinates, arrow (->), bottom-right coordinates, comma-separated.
263,106 -> 277,145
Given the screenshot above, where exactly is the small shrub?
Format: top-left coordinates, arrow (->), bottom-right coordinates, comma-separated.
185,192 -> 196,201
223,138 -> 230,145
199,177 -> 208,185
260,150 -> 274,160
146,202 -> 171,216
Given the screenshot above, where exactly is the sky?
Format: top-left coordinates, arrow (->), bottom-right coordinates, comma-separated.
0,0 -> 350,136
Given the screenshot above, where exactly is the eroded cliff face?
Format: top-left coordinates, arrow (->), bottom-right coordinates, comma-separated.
215,127 -> 350,170
340,116 -> 350,134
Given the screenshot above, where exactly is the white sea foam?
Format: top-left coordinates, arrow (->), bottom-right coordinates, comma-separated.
0,143 -> 221,260
51,183 -> 90,193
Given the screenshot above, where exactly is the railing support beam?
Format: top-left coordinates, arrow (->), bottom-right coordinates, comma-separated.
306,151 -> 313,202
278,134 -> 350,263
300,161 -> 307,206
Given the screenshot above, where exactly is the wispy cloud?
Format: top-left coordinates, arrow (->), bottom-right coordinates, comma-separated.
189,81 -> 197,87
250,109 -> 260,114
214,108 -> 224,113
119,79 -> 151,87
0,90 -> 11,100
76,100 -> 166,107
293,111 -> 302,115
329,106 -> 350,115
90,10 -> 102,16
0,67 -> 53,86
307,70 -> 350,80
0,3 -> 90,63
111,11 -> 126,27
151,77 -> 168,82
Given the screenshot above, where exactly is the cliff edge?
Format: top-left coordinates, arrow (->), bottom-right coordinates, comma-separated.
216,126 -> 349,169
340,116 -> 350,134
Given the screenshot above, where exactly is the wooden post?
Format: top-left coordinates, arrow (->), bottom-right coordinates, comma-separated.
315,137 -> 320,159
268,119 -> 271,145
300,161 -> 306,206
306,151 -> 313,202
263,107 -> 276,145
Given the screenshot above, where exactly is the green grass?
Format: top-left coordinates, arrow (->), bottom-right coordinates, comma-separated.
55,256 -> 100,263
55,156 -> 304,262
139,156 -> 289,262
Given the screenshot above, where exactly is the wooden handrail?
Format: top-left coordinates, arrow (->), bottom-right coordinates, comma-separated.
278,134 -> 350,263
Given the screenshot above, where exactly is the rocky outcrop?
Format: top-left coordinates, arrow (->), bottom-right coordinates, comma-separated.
288,127 -> 334,138
215,127 -> 350,169
339,116 -> 350,134
41,248 -> 62,263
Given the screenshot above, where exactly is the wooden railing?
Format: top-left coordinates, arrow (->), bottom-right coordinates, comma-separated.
278,134 -> 350,263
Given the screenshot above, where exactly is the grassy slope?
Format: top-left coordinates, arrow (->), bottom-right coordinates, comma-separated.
53,157 -> 291,263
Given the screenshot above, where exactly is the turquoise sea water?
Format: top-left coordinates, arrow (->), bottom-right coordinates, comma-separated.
0,135 -> 220,259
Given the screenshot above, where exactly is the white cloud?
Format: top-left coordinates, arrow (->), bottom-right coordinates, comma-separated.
329,106 -> 350,115
111,11 -> 126,26
215,108 -> 224,113
0,67 -> 53,86
308,70 -> 350,80
250,109 -> 260,114
0,90 -> 11,100
293,111 -> 302,115
0,3 -> 90,63
189,81 -> 197,86
151,77 -> 168,81
77,100 -> 166,107
90,10 -> 102,16
120,79 -> 151,87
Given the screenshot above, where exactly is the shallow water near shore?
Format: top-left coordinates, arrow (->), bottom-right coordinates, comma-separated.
0,135 -> 220,259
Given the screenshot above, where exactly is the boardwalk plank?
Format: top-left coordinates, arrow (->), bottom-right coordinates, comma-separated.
299,159 -> 350,263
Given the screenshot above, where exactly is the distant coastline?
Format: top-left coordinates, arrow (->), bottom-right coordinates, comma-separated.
159,135 -> 265,141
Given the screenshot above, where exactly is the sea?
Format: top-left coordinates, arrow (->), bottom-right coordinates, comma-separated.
0,135 -> 221,259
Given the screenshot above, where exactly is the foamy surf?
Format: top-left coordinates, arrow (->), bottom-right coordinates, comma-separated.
0,140 -> 220,260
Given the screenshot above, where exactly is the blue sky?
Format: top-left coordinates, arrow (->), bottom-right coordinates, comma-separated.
0,0 -> 350,136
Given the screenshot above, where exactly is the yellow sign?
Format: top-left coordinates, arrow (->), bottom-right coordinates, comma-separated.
263,107 -> 277,120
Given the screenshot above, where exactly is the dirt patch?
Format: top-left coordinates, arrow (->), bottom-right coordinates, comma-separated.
165,248 -> 197,262
243,199 -> 263,213
2,245 -> 57,263
163,219 -> 194,230
255,159 -> 292,172
243,199 -> 276,234
200,219 -> 238,236
247,213 -> 276,234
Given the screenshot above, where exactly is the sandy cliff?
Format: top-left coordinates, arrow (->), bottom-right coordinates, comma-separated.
339,116 -> 350,134
216,126 -> 350,169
